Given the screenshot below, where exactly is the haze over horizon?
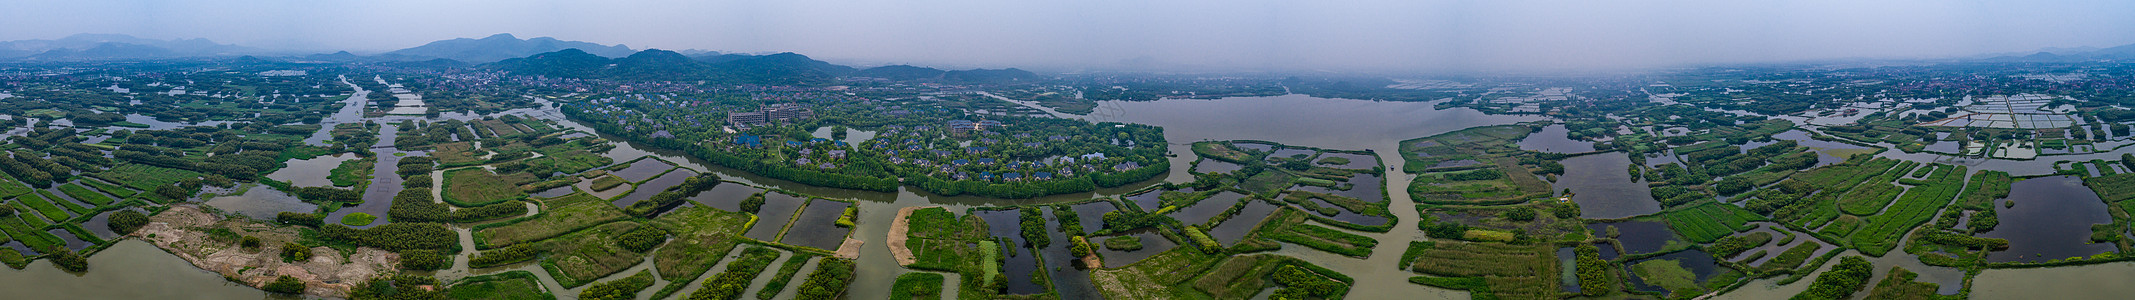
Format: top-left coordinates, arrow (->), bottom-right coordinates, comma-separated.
5,0 -> 2134,73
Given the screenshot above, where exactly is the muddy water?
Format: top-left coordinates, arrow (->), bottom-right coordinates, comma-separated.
530,186 -> 575,198
1979,176 -> 2116,263
975,209 -> 1046,294
1315,152 -> 1380,170
0,240 -> 270,299
780,200 -> 853,251
266,153 -> 359,187
1589,220 -> 1679,254
1169,192 -> 1246,225
1267,148 -> 1318,160
611,169 -> 694,207
1306,197 -> 1390,226
1624,249 -> 1719,293
1556,247 -> 1580,293
1094,229 -> 1179,268
1293,173 -> 1385,203
691,183 -> 766,212
325,124 -> 414,228
1194,159 -> 1244,174
1037,206 -> 1101,299
611,158 -> 677,182
1207,201 -> 1281,245
1518,125 -> 1595,153
1067,201 -> 1117,233
202,183 -> 317,221
744,193 -> 807,241
1557,153 -> 1661,219
1973,261 -> 2135,299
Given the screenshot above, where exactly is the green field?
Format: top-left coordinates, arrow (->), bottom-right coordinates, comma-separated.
13,193 -> 74,222
473,193 -> 629,248
97,164 -> 202,191
1251,208 -> 1378,257
445,168 -> 532,207
0,175 -> 33,198
1660,201 -> 1763,243
890,272 -> 947,300
1850,165 -> 1964,255
1631,258 -> 1702,297
1090,247 -> 1225,300
538,221 -> 648,288
58,184 -> 115,206
80,179 -> 137,198
445,271 -> 557,300
588,175 -> 627,192
1402,241 -> 1558,300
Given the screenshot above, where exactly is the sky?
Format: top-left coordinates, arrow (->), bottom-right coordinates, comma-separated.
4,0 -> 2135,73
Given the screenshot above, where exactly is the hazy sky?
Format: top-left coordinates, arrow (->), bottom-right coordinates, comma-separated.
5,0 -> 2134,72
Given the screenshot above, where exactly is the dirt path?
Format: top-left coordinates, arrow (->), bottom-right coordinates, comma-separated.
835,238 -> 864,259
887,206 -> 934,266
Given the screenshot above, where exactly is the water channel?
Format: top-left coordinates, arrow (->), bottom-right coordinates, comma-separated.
19,90 -> 2135,299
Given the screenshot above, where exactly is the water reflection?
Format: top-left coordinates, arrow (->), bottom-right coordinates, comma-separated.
1556,153 -> 1659,219
1517,125 -> 1595,153
1978,176 -> 2116,263
265,153 -> 359,187
1589,221 -> 1678,254
781,200 -> 853,250
203,184 -> 318,221
0,241 -> 269,299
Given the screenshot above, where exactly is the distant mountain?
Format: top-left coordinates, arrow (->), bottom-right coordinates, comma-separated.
385,33 -> 635,63
488,48 -> 613,78
0,34 -> 259,60
487,49 -> 852,85
1984,42 -> 2135,62
944,68 -> 1039,83
852,65 -> 947,81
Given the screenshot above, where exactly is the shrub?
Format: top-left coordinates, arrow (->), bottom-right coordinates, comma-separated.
351,275 -> 443,300
1103,236 -> 1144,251
46,247 -> 86,272
387,188 -> 448,223
739,193 -> 766,213
262,275 -> 305,294
1574,244 -> 1610,296
1499,209 -> 1536,222
1270,265 -> 1343,297
579,270 -> 655,300
400,249 -> 450,271
402,174 -> 432,189
341,212 -> 377,226
469,244 -> 543,268
451,201 -> 528,223
276,212 -> 324,227
240,236 -> 262,250
793,258 -> 857,300
1794,256 -> 1872,300
107,210 -> 149,235
1019,209 -> 1051,248
317,223 -> 456,251
615,226 -> 668,253
282,242 -> 313,262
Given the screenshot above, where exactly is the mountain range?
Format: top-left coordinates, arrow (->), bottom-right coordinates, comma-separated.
485,48 -> 1038,85
0,33 -> 1037,84
0,34 -> 261,60
1982,43 -> 2135,62
485,49 -> 852,85
382,33 -> 638,63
